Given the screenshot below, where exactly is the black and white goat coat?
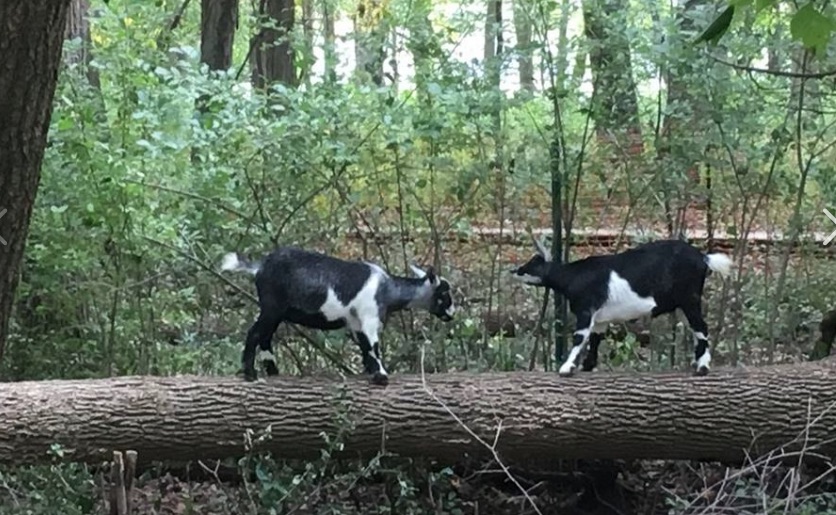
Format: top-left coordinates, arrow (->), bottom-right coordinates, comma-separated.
221,246 -> 456,385
511,238 -> 733,376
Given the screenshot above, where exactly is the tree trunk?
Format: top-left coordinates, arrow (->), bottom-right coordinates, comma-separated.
660,0 -> 707,181
554,0 -> 574,92
583,0 -> 642,155
64,0 -> 100,89
484,0 -> 503,137
322,0 -> 337,82
251,0 -> 297,89
197,0 -> 238,128
483,0 -> 503,79
3,364 -> 836,466
512,0 -> 534,92
201,0 -> 238,72
404,0 -> 436,98
484,0 -> 496,63
0,0 -> 72,368
353,0 -> 387,85
300,0 -> 314,85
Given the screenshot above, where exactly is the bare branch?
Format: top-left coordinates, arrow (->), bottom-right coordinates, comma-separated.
419,346 -> 544,515
709,54 -> 836,79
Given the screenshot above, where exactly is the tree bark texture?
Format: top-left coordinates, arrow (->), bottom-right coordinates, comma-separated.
0,0 -> 72,367
512,0 -> 534,92
322,0 -> 337,82
353,0 -> 387,85
299,0 -> 314,85
404,0 -> 435,97
64,0 -> 100,89
583,0 -> 642,155
2,364 -> 836,467
201,0 -> 238,72
660,0 -> 706,183
251,0 -> 297,89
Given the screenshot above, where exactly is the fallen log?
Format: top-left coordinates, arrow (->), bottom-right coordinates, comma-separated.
2,363 -> 836,467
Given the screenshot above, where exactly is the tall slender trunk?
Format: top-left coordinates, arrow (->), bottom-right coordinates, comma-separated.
353,0 -> 387,85
405,0 -> 436,97
322,0 -> 337,82
200,0 -> 238,73
555,0 -> 573,91
195,0 -> 238,164
657,0 -> 708,235
251,0 -> 297,89
513,0 -> 534,91
64,0 -> 100,89
582,0 -> 642,154
296,0 -> 314,86
0,0 -> 72,368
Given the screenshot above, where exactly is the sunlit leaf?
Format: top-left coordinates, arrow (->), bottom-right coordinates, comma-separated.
790,3 -> 836,55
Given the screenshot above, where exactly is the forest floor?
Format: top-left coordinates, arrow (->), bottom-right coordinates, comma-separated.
78,453 -> 836,514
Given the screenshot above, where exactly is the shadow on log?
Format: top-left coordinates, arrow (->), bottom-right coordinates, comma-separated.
2,362 -> 836,467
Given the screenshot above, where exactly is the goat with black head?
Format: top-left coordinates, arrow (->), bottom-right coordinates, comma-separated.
510,235 -> 732,377
221,246 -> 456,385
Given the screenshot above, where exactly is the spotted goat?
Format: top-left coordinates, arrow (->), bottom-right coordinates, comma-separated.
510,237 -> 733,376
221,246 -> 456,385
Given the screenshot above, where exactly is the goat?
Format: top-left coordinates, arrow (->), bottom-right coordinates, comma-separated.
510,236 -> 733,377
812,308 -> 836,360
220,246 -> 456,385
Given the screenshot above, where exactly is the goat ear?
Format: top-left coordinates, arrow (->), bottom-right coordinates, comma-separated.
532,235 -> 552,262
424,266 -> 440,286
409,263 -> 428,279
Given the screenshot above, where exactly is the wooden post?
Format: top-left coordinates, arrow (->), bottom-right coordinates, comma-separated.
109,451 -> 127,515
124,450 -> 137,514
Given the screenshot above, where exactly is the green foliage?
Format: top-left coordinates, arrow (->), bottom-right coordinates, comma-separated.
698,0 -> 836,54
790,3 -> 836,55
3,0 -> 836,510
0,460 -> 95,515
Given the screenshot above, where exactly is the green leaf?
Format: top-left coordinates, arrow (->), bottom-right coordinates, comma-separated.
695,5 -> 735,45
790,3 -> 836,55
755,0 -> 777,13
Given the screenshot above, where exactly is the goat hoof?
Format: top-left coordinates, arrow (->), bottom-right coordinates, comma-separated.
243,370 -> 258,382
694,366 -> 709,376
558,365 -> 576,377
370,373 -> 389,386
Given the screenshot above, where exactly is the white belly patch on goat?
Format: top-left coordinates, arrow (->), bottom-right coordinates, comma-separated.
320,271 -> 383,331
593,271 -> 657,324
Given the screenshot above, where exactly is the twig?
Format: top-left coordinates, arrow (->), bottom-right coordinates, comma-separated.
419,346 -> 544,515
196,459 -> 234,515
155,0 -> 193,51
122,179 -> 249,219
681,398 -> 836,514
709,54 -> 836,79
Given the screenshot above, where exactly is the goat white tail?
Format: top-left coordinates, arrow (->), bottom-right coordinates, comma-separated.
220,252 -> 261,275
705,253 -> 733,279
